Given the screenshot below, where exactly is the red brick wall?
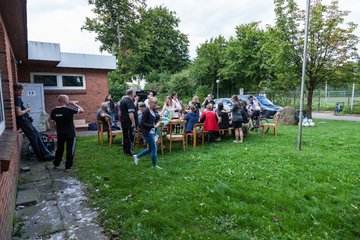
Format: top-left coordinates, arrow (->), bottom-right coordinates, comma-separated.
18,64 -> 110,124
0,14 -> 21,239
0,134 -> 21,239
0,15 -> 17,130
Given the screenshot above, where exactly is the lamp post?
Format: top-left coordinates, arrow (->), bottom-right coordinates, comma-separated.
216,79 -> 220,99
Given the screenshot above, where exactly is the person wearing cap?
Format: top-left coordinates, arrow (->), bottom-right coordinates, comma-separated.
14,84 -> 55,161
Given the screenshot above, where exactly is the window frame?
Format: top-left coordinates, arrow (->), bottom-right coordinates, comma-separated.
0,75 -> 5,135
30,72 -> 86,90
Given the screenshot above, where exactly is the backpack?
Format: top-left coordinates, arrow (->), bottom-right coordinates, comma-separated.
88,122 -> 98,131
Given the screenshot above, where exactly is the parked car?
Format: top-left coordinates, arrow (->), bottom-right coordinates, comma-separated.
238,95 -> 282,119
213,98 -> 234,111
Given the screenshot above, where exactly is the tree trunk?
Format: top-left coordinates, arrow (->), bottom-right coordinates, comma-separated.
306,87 -> 314,118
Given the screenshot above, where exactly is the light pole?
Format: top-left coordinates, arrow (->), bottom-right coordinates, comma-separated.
216,79 -> 220,99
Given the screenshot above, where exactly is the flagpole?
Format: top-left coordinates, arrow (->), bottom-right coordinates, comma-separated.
297,0 -> 311,150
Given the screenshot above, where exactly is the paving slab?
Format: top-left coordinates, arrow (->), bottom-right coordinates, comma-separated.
14,140 -> 108,240
16,189 -> 38,206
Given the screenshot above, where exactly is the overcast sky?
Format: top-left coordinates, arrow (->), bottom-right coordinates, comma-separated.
27,0 -> 360,59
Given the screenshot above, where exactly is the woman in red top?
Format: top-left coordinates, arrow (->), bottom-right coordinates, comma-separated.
200,104 -> 221,141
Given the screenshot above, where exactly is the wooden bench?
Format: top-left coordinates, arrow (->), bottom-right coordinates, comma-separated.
74,119 -> 88,129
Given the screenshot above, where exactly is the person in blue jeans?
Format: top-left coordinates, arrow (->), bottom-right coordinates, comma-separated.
133,97 -> 162,169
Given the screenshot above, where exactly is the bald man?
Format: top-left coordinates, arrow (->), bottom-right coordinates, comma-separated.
51,95 -> 84,171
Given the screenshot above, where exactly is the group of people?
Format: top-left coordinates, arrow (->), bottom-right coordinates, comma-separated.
15,82 -> 261,172
181,94 -> 260,144
14,84 -> 84,171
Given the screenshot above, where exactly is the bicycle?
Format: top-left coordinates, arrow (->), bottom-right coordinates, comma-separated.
252,111 -> 269,134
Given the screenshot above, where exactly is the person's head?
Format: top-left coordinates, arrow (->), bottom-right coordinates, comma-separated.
248,95 -> 254,101
189,104 -> 196,113
165,96 -> 172,106
207,103 -> 213,111
192,96 -> 199,103
126,89 -> 135,99
207,94 -> 212,100
138,102 -> 146,112
240,101 -> 247,108
171,92 -> 178,99
58,94 -> 69,105
105,94 -> 112,101
100,102 -> 109,111
232,95 -> 239,103
148,91 -> 154,98
13,84 -> 24,96
148,97 -> 157,109
217,102 -> 224,111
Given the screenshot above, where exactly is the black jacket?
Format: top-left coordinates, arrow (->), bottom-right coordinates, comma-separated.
140,108 -> 160,137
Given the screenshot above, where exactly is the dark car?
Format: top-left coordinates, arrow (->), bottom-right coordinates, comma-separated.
238,95 -> 282,119
136,90 -> 157,103
213,98 -> 234,111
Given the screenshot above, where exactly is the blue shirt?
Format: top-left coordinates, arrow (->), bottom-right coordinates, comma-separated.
183,112 -> 199,133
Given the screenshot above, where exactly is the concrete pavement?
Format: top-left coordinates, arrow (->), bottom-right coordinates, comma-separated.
312,111 -> 360,121
13,140 -> 107,240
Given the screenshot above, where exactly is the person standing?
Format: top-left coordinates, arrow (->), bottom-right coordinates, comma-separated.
171,92 -> 182,119
14,84 -> 55,161
133,97 -> 162,169
120,89 -> 137,156
51,95 -> 84,171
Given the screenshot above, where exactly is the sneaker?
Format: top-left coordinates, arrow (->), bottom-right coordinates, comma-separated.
233,140 -> 239,143
154,165 -> 162,169
215,137 -> 221,142
239,140 -> 243,144
133,155 -> 139,166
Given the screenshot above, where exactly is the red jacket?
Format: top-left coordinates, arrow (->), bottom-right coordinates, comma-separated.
200,111 -> 219,131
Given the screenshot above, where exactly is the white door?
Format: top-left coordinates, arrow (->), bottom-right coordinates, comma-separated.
21,83 -> 45,132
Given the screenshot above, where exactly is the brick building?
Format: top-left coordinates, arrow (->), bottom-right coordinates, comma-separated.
18,41 -> 116,124
0,0 -> 115,238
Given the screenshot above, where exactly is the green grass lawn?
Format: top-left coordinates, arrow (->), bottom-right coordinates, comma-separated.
74,120 -> 360,239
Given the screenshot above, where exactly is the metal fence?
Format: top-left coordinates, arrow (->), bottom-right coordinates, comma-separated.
266,90 -> 360,111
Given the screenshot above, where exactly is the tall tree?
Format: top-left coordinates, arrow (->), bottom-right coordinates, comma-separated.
272,0 -> 358,117
191,36 -> 227,94
132,6 -> 190,76
220,22 -> 267,94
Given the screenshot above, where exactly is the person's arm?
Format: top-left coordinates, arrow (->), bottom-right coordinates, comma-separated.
15,107 -> 30,117
160,104 -> 166,116
69,101 -> 84,113
129,112 -> 136,128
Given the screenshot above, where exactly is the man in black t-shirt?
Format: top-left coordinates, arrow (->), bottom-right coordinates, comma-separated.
120,89 -> 138,155
51,95 -> 84,171
14,84 -> 55,161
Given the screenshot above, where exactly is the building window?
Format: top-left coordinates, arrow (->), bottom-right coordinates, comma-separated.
31,73 -> 86,90
0,75 -> 5,135
62,75 -> 84,87
34,74 -> 57,86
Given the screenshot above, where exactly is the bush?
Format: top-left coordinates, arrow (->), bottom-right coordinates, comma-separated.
342,101 -> 360,114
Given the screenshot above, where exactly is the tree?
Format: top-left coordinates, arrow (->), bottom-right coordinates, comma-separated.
272,0 -> 359,117
191,36 -> 227,94
83,0 -> 145,55
131,6 -> 190,75
220,22 -> 268,95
